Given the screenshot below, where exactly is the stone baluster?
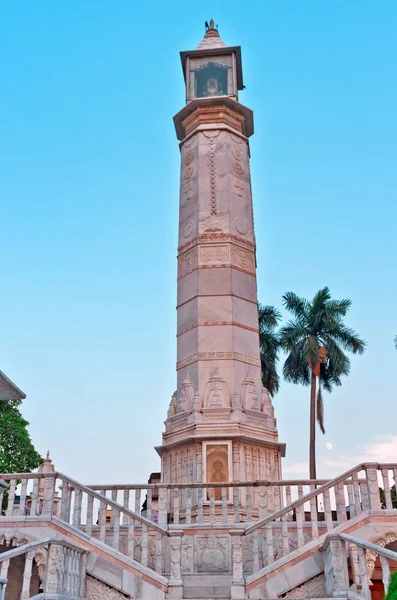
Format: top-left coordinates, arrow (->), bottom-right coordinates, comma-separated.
357,545 -> 371,599
310,484 -> 318,539
381,468 -> 392,508
347,484 -> 355,518
266,522 -> 274,564
168,531 -> 183,600
324,537 -> 349,597
6,479 -> 16,516
30,478 -> 39,516
273,485 -> 281,512
258,486 -> 267,519
122,490 -> 130,525
0,558 -> 10,588
158,488 -> 168,526
127,517 -> 135,559
147,489 -> 152,522
297,484 -> 303,500
349,543 -> 360,589
352,473 -> 362,515
380,556 -> 391,594
221,487 -> 228,523
246,486 -> 253,522
72,487 -> 82,527
296,503 -> 304,548
19,479 -> 28,516
111,490 -> 117,527
99,490 -> 106,542
134,489 -> 141,515
281,514 -> 289,556
42,476 -> 55,515
86,494 -> 93,536
59,482 -> 71,523
233,487 -> 240,522
252,531 -> 259,573
156,532 -> 163,575
113,508 -> 120,550
230,530 -> 245,600
335,482 -> 346,522
20,550 -> 34,600
209,487 -> 215,523
173,489 -> 180,524
286,485 -> 292,520
80,550 -> 87,599
197,487 -> 203,523
365,464 -> 381,510
141,524 -> 148,566
323,488 -> 333,531
185,489 -> 192,524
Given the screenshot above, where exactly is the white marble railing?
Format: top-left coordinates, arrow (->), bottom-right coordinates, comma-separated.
0,538 -> 87,600
324,532 -> 397,598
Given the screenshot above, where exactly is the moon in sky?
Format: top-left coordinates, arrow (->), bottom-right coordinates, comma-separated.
325,442 -> 333,450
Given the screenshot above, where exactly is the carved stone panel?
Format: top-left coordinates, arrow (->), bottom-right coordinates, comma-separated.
196,535 -> 230,573
284,574 -> 327,598
86,575 -> 128,600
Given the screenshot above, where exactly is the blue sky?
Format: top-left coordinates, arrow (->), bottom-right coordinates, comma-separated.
1,1 -> 396,484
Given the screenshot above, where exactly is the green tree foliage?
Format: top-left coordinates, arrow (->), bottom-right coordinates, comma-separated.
258,304 -> 282,396
279,287 -> 366,479
385,570 -> 397,600
379,485 -> 397,508
0,399 -> 42,474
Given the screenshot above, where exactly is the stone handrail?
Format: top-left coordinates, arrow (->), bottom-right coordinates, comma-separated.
0,538 -> 87,600
323,532 -> 397,598
244,462 -> 383,536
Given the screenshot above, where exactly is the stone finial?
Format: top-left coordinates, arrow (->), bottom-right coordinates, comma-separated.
240,371 -> 258,411
203,367 -> 230,408
205,19 -> 218,38
176,373 -> 194,412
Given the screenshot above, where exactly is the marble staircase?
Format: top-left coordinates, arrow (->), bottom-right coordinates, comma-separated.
0,462 -> 397,599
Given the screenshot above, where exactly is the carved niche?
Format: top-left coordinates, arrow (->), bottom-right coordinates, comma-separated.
366,531 -> 397,583
240,372 -> 259,411
176,374 -> 194,412
196,535 -> 230,573
0,530 -> 47,583
203,368 -> 230,409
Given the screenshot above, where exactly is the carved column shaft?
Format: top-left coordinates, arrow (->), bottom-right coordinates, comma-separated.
230,530 -> 245,600
365,464 -> 381,510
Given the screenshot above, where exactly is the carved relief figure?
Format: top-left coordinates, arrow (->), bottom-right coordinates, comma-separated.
206,444 -> 229,500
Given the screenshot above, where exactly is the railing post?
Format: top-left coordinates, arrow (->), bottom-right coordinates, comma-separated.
42,475 -> 55,515
324,535 -> 349,597
230,529 -> 245,600
364,464 -> 381,510
168,530 -> 183,600
44,542 -> 64,595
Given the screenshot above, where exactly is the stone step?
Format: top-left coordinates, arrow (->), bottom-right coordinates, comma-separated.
183,586 -> 231,599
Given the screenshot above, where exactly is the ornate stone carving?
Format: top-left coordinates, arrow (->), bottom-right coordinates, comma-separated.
86,575 -> 128,600
183,220 -> 194,239
230,534 -> 243,582
167,392 -> 177,418
240,372 -> 259,411
202,130 -> 220,216
285,574 -> 327,598
231,244 -> 254,271
203,368 -> 230,408
232,148 -> 243,161
229,132 -> 244,144
234,217 -> 249,236
178,246 -> 197,278
197,536 -> 229,572
170,534 -> 182,581
233,162 -> 244,177
45,544 -> 62,594
200,245 -> 228,264
176,374 -> 194,412
184,150 -> 194,165
177,351 -> 260,370
0,530 -> 47,583
366,531 -> 397,582
181,535 -> 193,573
234,178 -> 244,197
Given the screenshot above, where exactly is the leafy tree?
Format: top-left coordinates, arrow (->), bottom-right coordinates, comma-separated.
0,399 -> 42,474
385,570 -> 397,600
279,287 -> 366,479
379,485 -> 397,509
258,304 -> 282,396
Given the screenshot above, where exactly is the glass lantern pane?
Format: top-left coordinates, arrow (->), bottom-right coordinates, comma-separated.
188,55 -> 234,99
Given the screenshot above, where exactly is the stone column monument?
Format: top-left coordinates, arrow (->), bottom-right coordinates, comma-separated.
156,21 -> 285,496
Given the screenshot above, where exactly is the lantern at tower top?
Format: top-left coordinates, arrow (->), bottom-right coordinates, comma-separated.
180,19 -> 244,103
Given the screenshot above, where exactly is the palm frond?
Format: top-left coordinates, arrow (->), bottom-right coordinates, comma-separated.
316,386 -> 325,434
282,291 -> 310,321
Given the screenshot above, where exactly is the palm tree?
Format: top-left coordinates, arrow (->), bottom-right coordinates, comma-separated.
279,287 -> 366,479
258,304 -> 282,396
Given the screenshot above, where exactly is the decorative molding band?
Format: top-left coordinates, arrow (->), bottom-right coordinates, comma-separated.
176,293 -> 259,310
177,321 -> 259,337
179,124 -> 248,150
178,233 -> 255,253
176,351 -> 261,370
177,263 -> 256,281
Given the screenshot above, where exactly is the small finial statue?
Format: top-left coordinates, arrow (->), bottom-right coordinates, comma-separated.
205,21 -> 209,32
209,18 -> 214,30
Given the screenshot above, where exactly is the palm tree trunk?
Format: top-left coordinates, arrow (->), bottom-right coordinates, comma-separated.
309,372 -> 317,479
